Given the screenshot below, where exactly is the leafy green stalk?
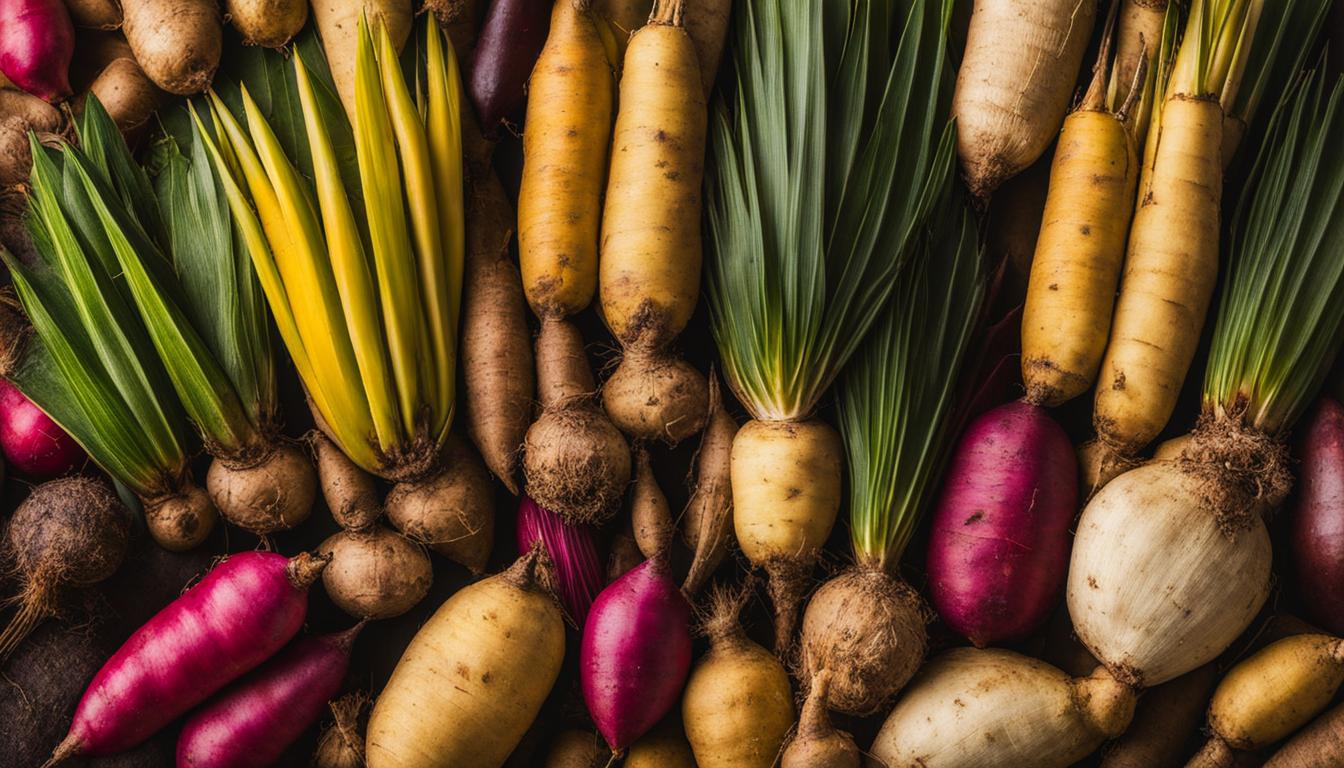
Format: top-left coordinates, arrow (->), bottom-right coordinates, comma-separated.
840,190 -> 986,570
706,0 -> 956,422
1204,65 -> 1344,433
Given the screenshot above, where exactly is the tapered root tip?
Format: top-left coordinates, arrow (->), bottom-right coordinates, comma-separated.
766,558 -> 811,657
42,734 -> 80,768
287,551 -> 333,589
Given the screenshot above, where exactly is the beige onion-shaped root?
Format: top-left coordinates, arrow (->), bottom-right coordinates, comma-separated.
544,730 -> 610,768
319,526 -> 432,620
385,437 -> 494,574
603,350 -> 708,445
206,442 -> 317,535
144,482 -> 217,551
871,650 -> 1135,768
1068,461 -> 1272,688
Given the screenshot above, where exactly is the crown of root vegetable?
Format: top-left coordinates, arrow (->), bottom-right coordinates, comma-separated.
195,18 -> 465,482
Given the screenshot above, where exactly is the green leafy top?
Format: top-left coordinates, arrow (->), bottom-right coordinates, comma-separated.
1204,65 -> 1344,434
839,188 -> 985,569
706,0 -> 956,422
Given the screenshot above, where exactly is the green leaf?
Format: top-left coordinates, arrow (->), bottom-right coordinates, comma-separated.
839,186 -> 987,568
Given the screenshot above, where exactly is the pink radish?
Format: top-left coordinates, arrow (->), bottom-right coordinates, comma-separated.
0,379 -> 84,477
1291,396 -> 1344,635
177,623 -> 364,768
581,554 -> 692,753
44,550 -> 329,764
516,495 -> 604,626
927,400 -> 1077,646
0,0 -> 74,101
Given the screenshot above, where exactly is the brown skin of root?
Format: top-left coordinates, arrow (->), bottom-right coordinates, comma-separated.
84,56 -> 163,135
630,446 -> 673,559
224,0 -> 307,48
1078,437 -> 1141,500
798,567 -> 928,716
0,90 -> 63,133
1186,737 -> 1237,768
682,373 -> 736,595
1178,410 -> 1291,536
782,672 -> 861,768
65,0 -> 123,29
206,442 -> 317,535
1101,663 -> 1218,768
121,0 -> 222,95
318,526 -> 432,620
1073,666 -> 1138,739
385,437 -> 495,574
144,482 -> 217,551
603,350 -> 708,445
545,730 -> 611,768
607,518 -> 642,581
524,404 -> 631,527
765,557 -> 811,658
536,316 -> 598,407
308,430 -> 382,531
314,691 -> 369,768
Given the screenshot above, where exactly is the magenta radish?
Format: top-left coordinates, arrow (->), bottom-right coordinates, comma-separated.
0,0 -> 74,101
45,550 -> 329,763
581,554 -> 692,753
927,400 -> 1077,646
516,495 -> 604,626
177,623 -> 364,768
1291,396 -> 1344,635
0,379 -> 84,477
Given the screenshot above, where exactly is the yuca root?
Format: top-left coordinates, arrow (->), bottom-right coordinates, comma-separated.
1178,409 -> 1291,535
781,671 -> 861,768
681,373 -> 737,595
206,442 -> 317,535
144,483 -> 217,551
603,349 -> 708,445
385,437 -> 494,574
308,430 -> 381,532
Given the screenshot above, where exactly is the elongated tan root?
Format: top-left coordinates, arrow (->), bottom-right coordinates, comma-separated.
309,430 -> 382,531
523,317 -> 631,526
319,525 -> 432,619
1094,96 -> 1223,458
798,567 -> 927,716
682,374 -> 737,595
608,515 -> 643,581
953,0 -> 1097,198
781,672 -> 861,768
206,442 -> 317,535
311,0 -> 411,120
732,417 -> 842,654
631,446 -> 674,558
385,436 -> 494,574
1022,108 -> 1138,407
1113,0 -> 1167,144
144,482 -> 216,551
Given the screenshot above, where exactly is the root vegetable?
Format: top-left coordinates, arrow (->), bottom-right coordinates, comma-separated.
205,443 -> 317,535
0,0 -> 74,101
468,0 -> 550,132
385,437 -> 494,574
599,0 -> 709,445
1112,0 -> 1167,145
224,0 -> 306,47
596,0 -> 648,53
177,624 -> 364,768
64,0 -> 121,28
870,649 -> 1136,768
1291,397 -> 1344,635
1068,461 -> 1273,688
516,495 -> 604,625
607,516 -> 642,581
313,692 -> 369,768
365,549 -> 565,768
681,373 -> 736,595
952,0 -> 1096,198
545,730 -> 609,768
45,551 -> 328,762
1263,701 -> 1344,768
318,526 -> 432,620
1101,663 -> 1217,768
781,672 -> 861,768
682,585 -> 794,768
120,0 -> 221,95
0,87 -> 62,130
84,56 -> 161,136
624,717 -> 695,768
733,417 -> 842,653
312,0 -> 411,120
1187,634 -> 1344,768
581,554 -> 692,753
0,379 -> 84,477
681,0 -> 728,96
142,483 -> 217,552
0,477 -> 128,660
630,446 -> 672,558
927,401 -> 1077,646
308,430 -> 381,532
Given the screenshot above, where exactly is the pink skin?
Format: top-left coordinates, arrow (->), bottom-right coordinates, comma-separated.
50,552 -> 322,761
0,0 -> 73,101
467,0 -> 550,133
516,495 -> 604,626
927,400 -> 1077,647
1291,397 -> 1344,635
0,380 -> 84,478
581,555 -> 692,753
176,624 -> 363,768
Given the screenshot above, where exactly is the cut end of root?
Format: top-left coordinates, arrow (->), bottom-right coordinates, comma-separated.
1180,411 -> 1291,535
603,351 -> 709,446
765,557 -> 813,658
287,551 -> 333,589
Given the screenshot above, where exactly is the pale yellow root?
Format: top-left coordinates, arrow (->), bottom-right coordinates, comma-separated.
1094,95 -> 1222,456
731,417 -> 842,653
625,717 -> 697,768
1112,0 -> 1166,145
312,0 -> 412,120
682,621 -> 795,768
1204,635 -> 1344,751
518,0 -> 615,319
1022,109 -> 1138,406
121,0 -> 222,95
366,551 -> 565,768
600,3 -> 706,351
953,0 -> 1097,198
225,0 -> 308,47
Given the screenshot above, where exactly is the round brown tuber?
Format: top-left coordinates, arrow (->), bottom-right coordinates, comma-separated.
143,481 -> 217,551
309,430 -> 382,531
319,525 -> 432,620
781,672 -> 861,768
603,350 -> 708,445
85,56 -> 162,135
121,0 -> 222,95
206,442 -> 317,535
385,436 -> 494,574
524,404 -> 631,527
